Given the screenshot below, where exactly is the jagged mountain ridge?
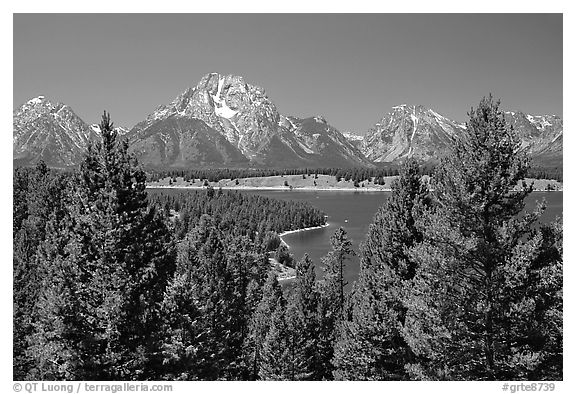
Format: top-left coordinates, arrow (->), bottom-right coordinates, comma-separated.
357,104 -> 562,167
127,73 -> 372,168
503,111 -> 563,167
13,96 -> 100,167
14,84 -> 562,170
361,104 -> 465,163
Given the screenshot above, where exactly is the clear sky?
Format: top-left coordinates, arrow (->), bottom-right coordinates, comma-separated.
13,13 -> 562,134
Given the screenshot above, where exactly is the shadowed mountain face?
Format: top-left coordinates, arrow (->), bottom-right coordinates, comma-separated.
14,80 -> 562,171
128,116 -> 249,168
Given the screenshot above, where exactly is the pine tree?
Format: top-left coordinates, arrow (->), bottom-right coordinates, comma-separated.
282,300 -> 313,380
27,112 -> 176,380
175,216 -> 231,379
274,243 -> 294,268
158,267 -> 203,380
246,273 -> 285,379
256,259 -> 314,381
316,228 -> 355,380
333,158 -> 430,380
220,234 -> 264,379
162,211 -> 270,380
402,95 -> 562,380
331,318 -> 377,380
283,254 -> 318,380
13,164 -> 71,379
259,298 -> 289,380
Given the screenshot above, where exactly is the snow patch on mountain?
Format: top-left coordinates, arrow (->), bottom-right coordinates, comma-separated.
408,108 -> 419,155
211,76 -> 238,119
551,131 -> 562,143
298,141 -> 315,154
284,116 -> 298,130
153,106 -> 171,120
409,114 -> 418,143
342,132 -> 364,141
27,96 -> 45,105
430,109 -> 446,121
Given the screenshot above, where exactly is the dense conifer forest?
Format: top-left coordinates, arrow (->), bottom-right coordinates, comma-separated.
147,189 -> 326,241
13,97 -> 562,381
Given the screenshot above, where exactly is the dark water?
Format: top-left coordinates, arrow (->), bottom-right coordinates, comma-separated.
237,190 -> 562,286
148,188 -> 562,287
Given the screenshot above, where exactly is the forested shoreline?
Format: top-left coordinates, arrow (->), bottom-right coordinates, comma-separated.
13,96 -> 562,381
146,163 -> 562,185
147,189 -> 326,242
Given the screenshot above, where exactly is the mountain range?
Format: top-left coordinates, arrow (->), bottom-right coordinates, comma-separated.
13,73 -> 563,170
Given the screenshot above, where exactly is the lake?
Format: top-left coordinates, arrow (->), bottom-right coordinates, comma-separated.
236,190 -> 562,287
149,188 -> 562,287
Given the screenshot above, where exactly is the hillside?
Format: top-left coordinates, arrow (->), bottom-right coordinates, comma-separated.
147,174 -> 562,192
148,174 -> 396,191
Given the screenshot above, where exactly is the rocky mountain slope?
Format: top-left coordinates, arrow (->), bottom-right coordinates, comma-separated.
127,73 -> 372,168
128,116 -> 249,167
361,104 -> 465,163
13,96 -> 100,167
342,131 -> 364,150
14,85 -> 562,171
503,111 -> 563,167
359,104 -> 562,167
13,96 -> 133,167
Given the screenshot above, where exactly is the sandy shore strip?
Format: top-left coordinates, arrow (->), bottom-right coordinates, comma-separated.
279,223 -> 330,249
279,223 -> 331,237
146,185 -> 393,192
147,184 -> 562,193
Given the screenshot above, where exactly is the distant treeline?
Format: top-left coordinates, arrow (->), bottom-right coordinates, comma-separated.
146,165 -> 435,184
147,188 -> 326,242
526,166 -> 563,182
147,162 -> 561,184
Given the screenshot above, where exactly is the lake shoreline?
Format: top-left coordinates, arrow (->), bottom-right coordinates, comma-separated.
147,185 -> 562,193
147,185 -> 393,192
279,223 -> 331,249
146,182 -> 562,193
274,223 -> 331,281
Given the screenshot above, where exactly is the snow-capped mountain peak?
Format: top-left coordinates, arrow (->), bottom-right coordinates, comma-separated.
127,72 -> 371,168
90,124 -> 130,136
362,104 -> 464,163
13,96 -> 100,167
26,95 -> 46,105
13,88 -> 562,170
360,104 -> 562,167
342,132 -> 364,141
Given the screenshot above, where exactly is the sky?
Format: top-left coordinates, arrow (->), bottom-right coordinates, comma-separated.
13,13 -> 562,134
